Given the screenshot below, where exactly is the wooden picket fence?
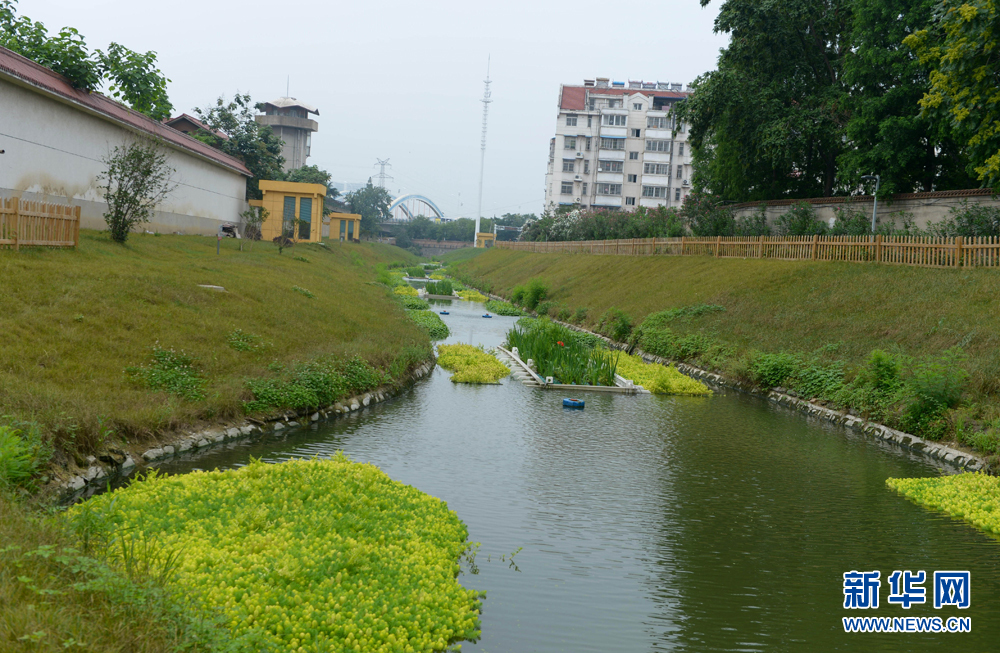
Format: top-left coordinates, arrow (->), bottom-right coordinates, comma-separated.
0,198 -> 80,250
496,235 -> 1000,269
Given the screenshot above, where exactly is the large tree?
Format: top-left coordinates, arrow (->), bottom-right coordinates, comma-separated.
345,180 -> 392,236
193,94 -> 285,200
839,0 -> 975,194
286,165 -> 341,212
678,0 -> 852,201
906,0 -> 1000,191
0,0 -> 172,120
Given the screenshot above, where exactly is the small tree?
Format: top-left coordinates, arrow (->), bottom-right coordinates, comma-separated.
98,137 -> 175,243
238,205 -> 268,251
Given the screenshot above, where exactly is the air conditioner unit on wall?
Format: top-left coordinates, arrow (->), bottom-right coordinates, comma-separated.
574,175 -> 583,181
683,179 -> 690,186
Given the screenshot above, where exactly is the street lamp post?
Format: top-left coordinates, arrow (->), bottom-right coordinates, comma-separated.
861,174 -> 880,233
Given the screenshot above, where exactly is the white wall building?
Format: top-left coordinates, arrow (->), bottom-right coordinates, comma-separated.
544,78 -> 694,212
0,46 -> 251,235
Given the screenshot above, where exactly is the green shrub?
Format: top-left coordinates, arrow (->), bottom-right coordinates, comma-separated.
227,329 -> 266,352
596,307 -> 633,342
521,278 -> 549,310
407,266 -> 426,278
901,348 -> 970,437
774,202 -> 826,236
556,306 -> 572,321
510,285 -> 526,305
425,280 -> 453,296
292,285 -> 315,299
125,347 -> 206,401
484,300 -> 524,316
0,426 -> 37,488
536,300 -> 556,316
572,307 -> 588,324
407,310 -> 450,340
751,352 -> 803,388
400,296 -> 431,310
244,356 -> 386,413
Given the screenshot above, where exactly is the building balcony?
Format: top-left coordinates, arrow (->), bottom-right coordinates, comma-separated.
600,127 -> 627,138
596,172 -> 624,183
597,150 -> 626,161
645,129 -> 672,139
643,151 -> 671,162
255,115 -> 319,132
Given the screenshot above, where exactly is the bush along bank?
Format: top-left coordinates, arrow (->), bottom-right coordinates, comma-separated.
460,281 -> 989,473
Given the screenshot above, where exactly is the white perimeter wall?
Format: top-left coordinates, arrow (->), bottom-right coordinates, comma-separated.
0,78 -> 247,235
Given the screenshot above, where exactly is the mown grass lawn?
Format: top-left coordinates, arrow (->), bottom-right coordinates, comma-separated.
0,231 -> 423,453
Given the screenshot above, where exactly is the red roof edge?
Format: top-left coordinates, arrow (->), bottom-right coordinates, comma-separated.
0,46 -> 251,177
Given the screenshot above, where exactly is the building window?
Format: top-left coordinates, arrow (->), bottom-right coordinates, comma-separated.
642,186 -> 667,198
598,160 -> 623,173
675,188 -> 682,201
677,165 -> 683,179
599,137 -> 625,150
629,151 -> 639,160
678,122 -> 686,133
299,197 -> 313,239
564,136 -> 577,149
645,139 -> 670,152
597,183 -> 622,196
582,182 -> 588,195
631,128 -> 641,138
647,116 -> 669,129
587,116 -> 592,127
633,103 -> 643,110
601,114 -> 627,126
562,159 -> 575,173
282,196 -> 296,239
609,99 -> 622,108
561,181 -> 573,195
643,162 -> 670,175
625,196 -> 636,206
586,137 -> 592,151
566,114 -> 578,126
627,174 -> 637,183
584,160 -> 590,174
679,143 -> 685,156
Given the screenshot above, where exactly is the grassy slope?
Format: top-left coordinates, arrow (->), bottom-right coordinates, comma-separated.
436,247 -> 487,264
0,231 -> 423,452
0,491 -> 231,652
453,249 -> 1000,408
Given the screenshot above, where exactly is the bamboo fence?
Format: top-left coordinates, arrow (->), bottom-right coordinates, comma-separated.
0,198 -> 80,250
496,235 -> 1000,269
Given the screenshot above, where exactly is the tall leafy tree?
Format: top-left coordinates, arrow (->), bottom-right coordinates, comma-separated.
193,94 -> 285,200
286,165 -> 341,212
906,0 -> 1000,191
0,0 -> 172,120
678,0 -> 852,201
839,0 -> 975,194
345,180 -> 392,236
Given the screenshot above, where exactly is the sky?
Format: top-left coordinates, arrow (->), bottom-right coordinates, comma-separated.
20,0 -> 729,218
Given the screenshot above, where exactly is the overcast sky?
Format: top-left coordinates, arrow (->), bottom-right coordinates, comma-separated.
23,0 -> 728,218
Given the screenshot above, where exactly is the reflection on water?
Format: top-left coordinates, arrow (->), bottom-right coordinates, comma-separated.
157,299 -> 1000,652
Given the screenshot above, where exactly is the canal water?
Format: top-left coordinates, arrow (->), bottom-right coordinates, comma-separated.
157,298 -> 1000,652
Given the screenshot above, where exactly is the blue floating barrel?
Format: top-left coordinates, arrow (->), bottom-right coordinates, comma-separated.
563,398 -> 585,409
439,311 -> 450,315
482,314 -> 493,318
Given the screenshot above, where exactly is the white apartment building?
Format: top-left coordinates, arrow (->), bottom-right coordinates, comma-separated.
544,78 -> 693,212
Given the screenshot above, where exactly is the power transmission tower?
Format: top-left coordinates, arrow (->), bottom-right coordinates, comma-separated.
474,57 -> 492,246
374,158 -> 393,189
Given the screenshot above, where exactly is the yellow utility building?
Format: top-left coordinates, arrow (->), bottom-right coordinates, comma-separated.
475,232 -> 496,248
250,180 -> 326,243
326,211 -> 362,242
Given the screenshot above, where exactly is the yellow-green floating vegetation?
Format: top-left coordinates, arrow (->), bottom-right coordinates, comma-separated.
615,354 -> 712,395
886,472 -> 1000,537
456,290 -> 487,302
393,284 -> 419,297
66,456 -> 483,653
437,344 -> 511,384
